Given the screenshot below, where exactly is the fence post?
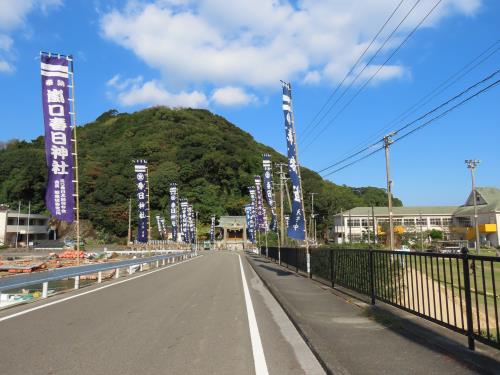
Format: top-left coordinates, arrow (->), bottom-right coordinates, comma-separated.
330,249 -> 335,288
369,249 -> 376,305
461,247 -> 475,350
42,282 -> 48,299
295,248 -> 299,273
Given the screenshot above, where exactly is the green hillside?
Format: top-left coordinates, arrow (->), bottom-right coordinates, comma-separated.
0,107 -> 401,240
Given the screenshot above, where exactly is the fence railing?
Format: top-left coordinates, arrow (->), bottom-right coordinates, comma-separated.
260,246 -> 500,351
0,251 -> 196,299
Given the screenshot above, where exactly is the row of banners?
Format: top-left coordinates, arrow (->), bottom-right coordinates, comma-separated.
41,53 -> 305,245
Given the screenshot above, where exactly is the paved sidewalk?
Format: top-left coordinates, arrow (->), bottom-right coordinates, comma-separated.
246,253 -> 500,375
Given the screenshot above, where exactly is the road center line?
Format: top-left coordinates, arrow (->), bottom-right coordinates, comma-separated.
0,255 -> 201,323
238,254 -> 269,375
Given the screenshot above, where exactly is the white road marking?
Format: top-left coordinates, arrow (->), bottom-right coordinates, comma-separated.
239,254 -> 269,375
0,256 -> 201,323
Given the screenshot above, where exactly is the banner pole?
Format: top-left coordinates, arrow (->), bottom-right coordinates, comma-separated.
146,162 -> 151,254
288,82 -> 310,276
68,56 -> 81,266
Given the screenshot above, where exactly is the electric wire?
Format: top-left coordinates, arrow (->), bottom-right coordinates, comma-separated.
302,0 -> 443,153
320,75 -> 500,177
298,0 -> 405,141
325,39 -> 500,166
318,69 -> 500,174
301,0 -> 420,146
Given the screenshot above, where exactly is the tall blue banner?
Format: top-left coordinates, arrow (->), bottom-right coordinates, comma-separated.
187,204 -> 194,244
262,154 -> 277,232
248,186 -> 257,238
134,160 -> 149,243
244,205 -> 255,243
210,216 -> 216,243
180,199 -> 189,243
254,176 -> 267,232
169,183 -> 178,241
282,82 -> 306,240
41,53 -> 75,222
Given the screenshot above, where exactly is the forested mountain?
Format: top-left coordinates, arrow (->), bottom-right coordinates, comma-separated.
0,107 -> 401,240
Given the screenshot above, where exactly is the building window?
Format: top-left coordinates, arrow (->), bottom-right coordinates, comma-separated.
7,218 -> 16,225
430,218 -> 442,226
416,218 -> 427,226
456,217 -> 471,226
442,218 -> 453,226
378,218 -> 389,224
347,219 -> 360,227
403,218 -> 415,226
393,218 -> 402,226
361,219 -> 373,227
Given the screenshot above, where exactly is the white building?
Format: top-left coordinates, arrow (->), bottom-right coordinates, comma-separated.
0,205 -> 50,247
332,187 -> 500,247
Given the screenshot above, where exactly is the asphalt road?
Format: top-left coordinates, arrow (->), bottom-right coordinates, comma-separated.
0,251 -> 324,375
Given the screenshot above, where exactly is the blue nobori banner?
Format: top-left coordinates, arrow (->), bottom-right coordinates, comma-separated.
180,199 -> 189,243
244,205 -> 255,243
169,183 -> 178,241
134,160 -> 149,243
254,176 -> 267,232
282,82 -> 305,240
187,204 -> 194,244
248,186 -> 257,239
210,216 -> 216,243
41,53 -> 75,222
262,154 -> 277,232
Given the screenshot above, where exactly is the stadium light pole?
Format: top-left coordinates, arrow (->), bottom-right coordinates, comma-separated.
465,160 -> 481,255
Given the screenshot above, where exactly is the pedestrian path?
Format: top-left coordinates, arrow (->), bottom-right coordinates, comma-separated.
246,253 -> 500,375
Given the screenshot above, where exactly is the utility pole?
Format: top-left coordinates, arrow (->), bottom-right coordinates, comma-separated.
27,201 -> 31,248
15,201 -> 21,248
371,205 -> 377,245
348,210 -> 352,244
340,208 -> 345,245
419,211 -> 424,252
367,208 -> 371,244
465,159 -> 481,255
128,197 -> 132,245
383,133 -> 395,250
309,193 -> 318,246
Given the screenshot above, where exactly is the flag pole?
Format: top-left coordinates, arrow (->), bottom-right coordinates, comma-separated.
288,82 -> 310,276
68,55 -> 81,266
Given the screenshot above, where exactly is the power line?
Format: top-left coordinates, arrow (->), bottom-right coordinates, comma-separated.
327,39 -> 500,164
318,69 -> 500,174
320,75 -> 500,177
302,0 -> 443,153
301,0 -> 420,146
298,0 -> 406,141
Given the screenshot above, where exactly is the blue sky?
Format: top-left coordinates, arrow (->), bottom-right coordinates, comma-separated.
0,0 -> 499,207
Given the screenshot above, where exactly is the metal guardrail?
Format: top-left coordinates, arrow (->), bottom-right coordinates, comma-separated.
0,251 -> 195,293
261,246 -> 500,351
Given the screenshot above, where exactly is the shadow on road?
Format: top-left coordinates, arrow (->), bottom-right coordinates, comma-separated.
258,264 -> 294,276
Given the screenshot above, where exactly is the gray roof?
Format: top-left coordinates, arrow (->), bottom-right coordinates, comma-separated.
454,187 -> 500,216
339,187 -> 500,218
218,216 -> 246,228
340,206 -> 458,217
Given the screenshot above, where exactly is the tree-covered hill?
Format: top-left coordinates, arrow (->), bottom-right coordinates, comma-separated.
0,107 -> 401,240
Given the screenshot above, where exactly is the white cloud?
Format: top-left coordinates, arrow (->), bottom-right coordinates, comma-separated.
211,86 -> 257,106
107,75 -> 208,108
100,0 -> 481,104
0,0 -> 63,74
0,59 -> 13,73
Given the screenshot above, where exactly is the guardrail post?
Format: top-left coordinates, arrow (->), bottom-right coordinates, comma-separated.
140,263 -> 144,271
97,271 -> 102,283
461,247 -> 475,351
74,276 -> 80,290
162,259 -> 165,266
369,249 -> 376,305
42,282 -> 48,298
156,260 -> 159,268
115,268 -> 120,279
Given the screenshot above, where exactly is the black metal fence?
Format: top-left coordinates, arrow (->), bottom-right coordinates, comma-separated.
260,246 -> 500,351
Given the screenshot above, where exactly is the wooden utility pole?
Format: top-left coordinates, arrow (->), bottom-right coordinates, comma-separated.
383,133 -> 395,250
